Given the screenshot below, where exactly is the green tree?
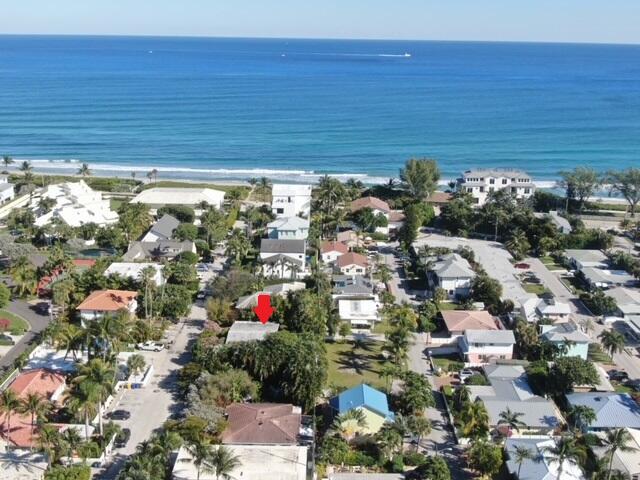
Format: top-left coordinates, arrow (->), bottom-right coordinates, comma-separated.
182,439 -> 213,480
400,158 -> 440,200
0,389 -> 21,437
10,256 -> 38,297
498,407 -> 526,435
20,392 -> 52,449
118,203 -> 152,243
440,194 -> 475,235
542,437 -> 586,479
506,228 -> 531,260
511,445 -> 534,479
471,272 -> 502,308
19,160 -> 32,173
72,359 -> 115,437
399,371 -> 435,415
201,208 -> 228,247
607,168 -> 640,216
208,445 -> 241,480
77,163 -> 91,177
467,440 -> 503,478
330,409 -> 368,441
460,401 -> 490,439
408,455 -> 451,480
558,167 -> 602,212
550,356 -> 599,395
599,329 -> 626,357
407,415 -> 431,450
2,155 -> 14,169
567,404 -> 597,432
37,424 -> 64,467
0,282 -> 11,308
127,354 -> 147,377
601,428 -> 637,480
175,223 -> 198,241
64,382 -> 99,441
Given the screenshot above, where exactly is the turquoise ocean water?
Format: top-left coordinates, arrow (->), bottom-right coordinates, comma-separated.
0,35 -> 639,184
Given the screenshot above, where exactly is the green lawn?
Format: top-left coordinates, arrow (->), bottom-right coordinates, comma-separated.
588,343 -> 613,364
437,302 -> 462,311
432,355 -> 464,373
109,198 -> 128,211
522,283 -> 549,296
0,310 -> 30,334
372,318 -> 392,335
540,256 -> 565,271
325,340 -> 387,390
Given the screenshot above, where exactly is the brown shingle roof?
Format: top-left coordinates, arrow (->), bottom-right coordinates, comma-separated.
321,241 -> 349,255
337,252 -> 368,268
441,310 -> 499,333
350,196 -> 391,214
76,289 -> 138,312
221,403 -> 301,445
427,192 -> 453,204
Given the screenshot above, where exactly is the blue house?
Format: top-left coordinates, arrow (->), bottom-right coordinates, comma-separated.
329,384 -> 394,435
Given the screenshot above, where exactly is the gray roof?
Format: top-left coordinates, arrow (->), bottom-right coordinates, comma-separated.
430,253 -> 475,279
582,267 -> 637,287
465,329 -> 516,344
481,398 -> 561,429
261,254 -> 303,267
606,288 -> 640,315
235,282 -> 306,309
565,249 -> 608,264
549,210 -> 572,234
329,475 -> 404,480
149,214 -> 180,239
484,364 -> 526,379
260,239 -> 306,255
332,275 -> 375,296
267,216 -> 310,231
505,438 -> 585,480
123,240 -> 194,261
541,323 -> 591,344
225,321 -> 280,344
566,393 -> 640,429
462,168 -> 532,180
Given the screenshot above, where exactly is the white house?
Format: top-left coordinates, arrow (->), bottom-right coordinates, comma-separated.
260,239 -> 307,279
428,253 -> 475,299
271,184 -> 312,218
131,187 -> 225,209
593,428 -> 640,480
565,249 -> 608,271
266,216 -> 310,240
76,289 -> 138,324
456,169 -> 535,206
505,438 -> 584,480
336,252 -> 368,275
606,287 -> 640,317
104,262 -> 165,286
33,181 -> 119,227
581,267 -> 637,290
320,240 -> 349,263
459,329 -> 516,366
0,175 -> 15,203
535,297 -> 572,320
338,298 -> 381,329
141,214 -> 180,242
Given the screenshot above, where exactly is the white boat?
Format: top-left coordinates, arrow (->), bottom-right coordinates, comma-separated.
404,53 -> 412,58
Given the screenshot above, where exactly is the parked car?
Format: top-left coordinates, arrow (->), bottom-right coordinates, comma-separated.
514,263 -> 530,269
196,290 -> 207,300
624,379 -> 640,392
107,410 -> 131,420
115,428 -> 131,448
458,369 -> 475,382
136,341 -> 164,352
608,370 -> 629,382
0,334 -> 14,345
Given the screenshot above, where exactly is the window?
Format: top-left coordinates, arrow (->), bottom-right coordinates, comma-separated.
502,179 -> 508,185
524,188 -> 531,194
511,187 -> 517,193
489,178 -> 495,184
276,208 -> 284,214
466,187 -> 473,193
479,186 -> 484,193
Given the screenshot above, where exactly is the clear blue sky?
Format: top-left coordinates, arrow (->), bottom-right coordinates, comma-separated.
3,0 -> 640,44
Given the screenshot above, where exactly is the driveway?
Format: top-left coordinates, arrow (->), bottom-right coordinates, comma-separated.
0,299 -> 51,370
95,303 -> 207,479
378,243 -> 416,305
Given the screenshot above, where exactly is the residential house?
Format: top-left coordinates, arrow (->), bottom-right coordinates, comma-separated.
469,365 -> 563,436
565,249 -> 608,271
350,196 -> 404,233
540,322 -> 591,359
581,267 -> 637,290
336,230 -> 358,248
221,403 -> 308,445
441,310 -> 500,337
235,282 -> 306,310
505,438 -> 585,480
427,253 -> 475,299
534,297 -> 572,321
0,175 -> 15,203
104,262 -> 165,286
131,187 -> 225,209
329,384 -> 394,435
141,214 -> 180,242
321,240 -> 349,263
0,450 -> 48,480
606,287 -> 640,317
267,216 -> 310,240
456,169 -> 535,206
122,240 -> 196,262
336,252 -> 368,275
332,275 -> 375,299
225,321 -> 280,344
271,184 -> 312,218
427,191 -> 453,207
593,428 -> 640,480
459,329 -> 516,365
33,181 -> 118,227
260,239 -> 307,279
566,392 -> 640,432
76,289 -> 138,324
338,297 -> 381,329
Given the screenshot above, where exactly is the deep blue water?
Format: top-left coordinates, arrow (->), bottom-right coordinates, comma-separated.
0,35 -> 639,183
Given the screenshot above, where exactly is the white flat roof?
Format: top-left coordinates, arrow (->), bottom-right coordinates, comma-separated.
272,184 -> 312,196
131,187 -> 225,206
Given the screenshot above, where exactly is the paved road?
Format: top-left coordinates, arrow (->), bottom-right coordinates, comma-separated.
96,303 -> 207,479
0,299 -> 51,369
378,243 -> 415,305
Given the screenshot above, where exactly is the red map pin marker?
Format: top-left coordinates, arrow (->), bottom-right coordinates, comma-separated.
253,294 -> 274,324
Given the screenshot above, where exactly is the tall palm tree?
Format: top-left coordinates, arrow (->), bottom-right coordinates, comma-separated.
512,445 -> 534,479
599,330 -> 626,357
37,424 -> 63,467
77,163 -> 91,177
87,312 -> 129,360
72,359 -> 115,437
258,177 -> 272,202
151,168 -> 158,184
10,256 -> 38,297
208,445 -> 241,480
498,407 -> 527,435
376,422 -> 403,460
542,437 -> 586,479
139,265 -> 158,321
331,409 -> 368,441
602,428 -> 637,480
182,439 -> 213,480
61,427 -> 83,463
567,405 -> 597,432
20,392 -> 52,449
18,160 -> 32,173
2,155 -> 14,169
461,401 -> 490,439
407,415 -> 431,451
0,389 -> 21,436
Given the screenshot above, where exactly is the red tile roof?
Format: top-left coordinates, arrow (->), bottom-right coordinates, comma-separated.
350,196 -> 391,214
9,369 -> 66,399
73,259 -> 97,268
76,289 -> 138,312
441,310 -> 499,333
321,241 -> 349,255
428,192 -> 453,204
221,403 -> 301,445
337,252 -> 368,268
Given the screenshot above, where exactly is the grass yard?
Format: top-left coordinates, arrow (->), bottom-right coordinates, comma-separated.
109,198 -> 128,211
588,343 -> 613,364
372,318 -> 392,335
540,256 -> 565,271
522,283 -> 549,296
325,339 -> 387,390
432,355 -> 464,373
0,310 -> 30,334
437,302 -> 462,311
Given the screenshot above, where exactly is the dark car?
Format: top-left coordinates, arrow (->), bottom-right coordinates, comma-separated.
107,409 -> 131,421
0,334 -> 15,345
608,370 -> 629,382
115,428 -> 131,448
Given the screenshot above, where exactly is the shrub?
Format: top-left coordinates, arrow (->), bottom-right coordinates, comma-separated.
403,451 -> 427,466
10,326 -> 24,336
45,465 -> 91,480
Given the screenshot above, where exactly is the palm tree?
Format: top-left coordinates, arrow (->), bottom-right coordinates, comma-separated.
0,389 -> 21,435
10,256 -> 38,297
77,163 -> 91,176
460,401 -> 490,439
542,437 -> 586,479
182,439 -> 213,480
37,424 -> 63,467
18,160 -> 32,173
567,404 -> 597,432
599,330 -> 626,357
151,168 -> 158,184
20,392 -> 52,449
331,409 -> 368,441
87,312 -> 129,360
601,428 -> 637,480
505,228 -> 531,260
208,445 -> 241,480
512,445 -> 535,479
376,422 -> 403,460
61,427 -> 83,463
498,407 -> 527,435
2,155 -> 14,169
380,362 -> 399,393
407,415 -> 431,451
258,177 -> 272,202
72,359 -> 115,437
139,265 -> 158,321
127,354 -> 147,377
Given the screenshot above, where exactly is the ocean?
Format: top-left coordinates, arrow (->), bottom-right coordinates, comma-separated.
0,35 -> 639,184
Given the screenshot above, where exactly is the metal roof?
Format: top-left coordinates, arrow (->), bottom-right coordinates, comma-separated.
260,239 -> 306,254
566,393 -> 640,429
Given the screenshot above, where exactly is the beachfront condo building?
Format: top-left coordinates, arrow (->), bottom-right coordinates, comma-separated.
271,184 -> 312,218
456,168 -> 535,206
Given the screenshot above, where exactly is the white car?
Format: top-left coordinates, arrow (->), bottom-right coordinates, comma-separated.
136,341 -> 164,352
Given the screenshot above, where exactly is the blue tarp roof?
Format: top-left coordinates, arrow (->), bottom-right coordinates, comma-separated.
330,383 -> 394,420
